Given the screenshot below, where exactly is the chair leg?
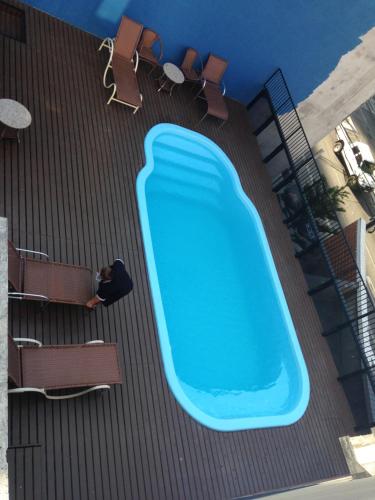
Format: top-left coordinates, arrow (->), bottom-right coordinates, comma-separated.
106,83 -> 117,105
197,112 -> 208,125
193,87 -> 204,102
133,93 -> 143,114
44,385 -> 111,399
148,64 -> 156,76
189,81 -> 197,92
98,37 -> 111,52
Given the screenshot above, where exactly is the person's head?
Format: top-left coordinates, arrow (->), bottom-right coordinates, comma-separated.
100,266 -> 112,281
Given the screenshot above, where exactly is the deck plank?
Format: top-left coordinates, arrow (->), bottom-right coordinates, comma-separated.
1,2 -> 356,499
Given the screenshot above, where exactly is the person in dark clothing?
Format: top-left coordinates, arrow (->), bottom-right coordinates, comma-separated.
86,259 -> 133,310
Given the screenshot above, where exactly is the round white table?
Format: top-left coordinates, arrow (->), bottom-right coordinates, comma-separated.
0,99 -> 32,142
157,63 -> 185,96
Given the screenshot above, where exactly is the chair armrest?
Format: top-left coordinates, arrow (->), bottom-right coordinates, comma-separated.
12,338 -> 42,347
16,247 -> 49,260
103,40 -> 114,88
134,50 -> 139,72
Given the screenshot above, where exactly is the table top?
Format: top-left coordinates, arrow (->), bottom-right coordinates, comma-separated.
0,99 -> 32,130
163,63 -> 185,85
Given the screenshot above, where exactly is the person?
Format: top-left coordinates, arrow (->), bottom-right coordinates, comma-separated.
86,259 -> 133,310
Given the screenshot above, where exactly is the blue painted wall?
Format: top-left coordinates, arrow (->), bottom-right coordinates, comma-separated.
22,0 -> 375,104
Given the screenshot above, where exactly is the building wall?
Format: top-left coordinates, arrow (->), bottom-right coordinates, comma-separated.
20,0 -> 375,144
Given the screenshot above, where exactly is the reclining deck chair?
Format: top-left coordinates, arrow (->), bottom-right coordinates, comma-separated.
98,16 -> 144,113
8,240 -> 93,306
8,336 -> 122,399
195,54 -> 229,125
137,28 -> 163,75
180,48 -> 202,82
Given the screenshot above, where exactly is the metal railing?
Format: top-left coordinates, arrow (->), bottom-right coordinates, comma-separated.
248,69 -> 375,426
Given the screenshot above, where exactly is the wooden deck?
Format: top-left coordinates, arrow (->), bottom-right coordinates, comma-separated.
2,2 -> 356,499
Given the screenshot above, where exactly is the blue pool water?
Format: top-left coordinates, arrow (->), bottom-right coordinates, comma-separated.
137,124 -> 309,431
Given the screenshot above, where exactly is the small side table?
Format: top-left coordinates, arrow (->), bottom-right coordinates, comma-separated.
0,99 -> 32,143
157,63 -> 185,96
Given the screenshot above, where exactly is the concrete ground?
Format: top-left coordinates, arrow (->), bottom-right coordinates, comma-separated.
257,476 -> 375,500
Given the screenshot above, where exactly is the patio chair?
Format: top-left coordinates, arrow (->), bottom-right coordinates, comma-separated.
180,48 -> 202,82
8,336 -> 122,399
194,54 -> 229,125
8,240 -> 93,306
98,16 -> 144,113
137,29 -> 163,74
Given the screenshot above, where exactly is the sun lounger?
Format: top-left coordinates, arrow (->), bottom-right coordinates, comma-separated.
8,240 -> 93,306
8,336 -> 122,399
98,16 -> 143,113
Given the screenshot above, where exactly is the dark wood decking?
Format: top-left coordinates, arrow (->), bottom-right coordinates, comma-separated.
2,3 -> 355,499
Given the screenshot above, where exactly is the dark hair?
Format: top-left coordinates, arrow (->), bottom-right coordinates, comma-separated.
100,266 -> 112,281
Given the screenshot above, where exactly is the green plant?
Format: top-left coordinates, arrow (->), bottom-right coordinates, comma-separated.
303,177 -> 349,221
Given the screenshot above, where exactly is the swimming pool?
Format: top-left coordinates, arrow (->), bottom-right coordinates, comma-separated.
136,124 -> 309,431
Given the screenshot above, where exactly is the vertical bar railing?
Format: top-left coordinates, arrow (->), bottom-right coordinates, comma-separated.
248,69 -> 375,417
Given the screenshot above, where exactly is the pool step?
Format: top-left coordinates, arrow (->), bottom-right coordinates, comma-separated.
154,134 -> 217,165
150,135 -> 232,210
153,160 -> 222,195
148,174 -> 223,211
153,153 -> 222,187
153,141 -> 223,180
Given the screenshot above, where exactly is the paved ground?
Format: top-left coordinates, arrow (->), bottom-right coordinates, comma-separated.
257,476 -> 375,500
313,120 -> 375,295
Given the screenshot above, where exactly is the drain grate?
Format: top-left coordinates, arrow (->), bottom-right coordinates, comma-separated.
0,1 -> 26,43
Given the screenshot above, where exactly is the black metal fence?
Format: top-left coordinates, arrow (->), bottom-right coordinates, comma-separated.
247,69 -> 375,429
